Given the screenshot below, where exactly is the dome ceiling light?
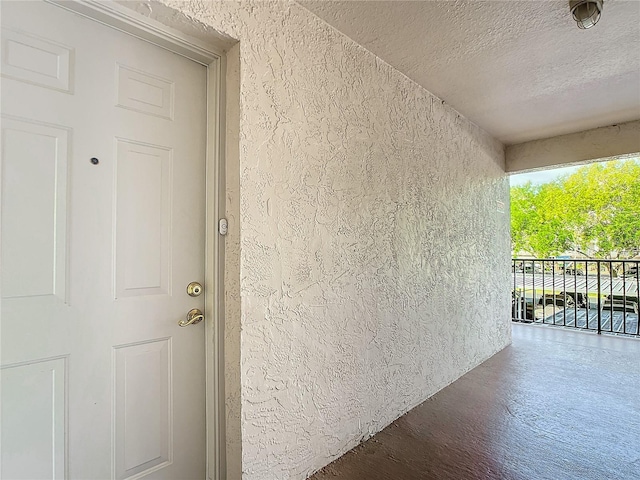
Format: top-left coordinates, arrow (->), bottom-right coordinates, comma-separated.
570,0 -> 604,29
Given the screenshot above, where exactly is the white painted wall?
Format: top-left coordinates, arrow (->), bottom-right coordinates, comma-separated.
132,1 -> 512,478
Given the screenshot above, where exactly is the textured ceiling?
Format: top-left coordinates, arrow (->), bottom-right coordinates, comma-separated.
299,0 -> 640,145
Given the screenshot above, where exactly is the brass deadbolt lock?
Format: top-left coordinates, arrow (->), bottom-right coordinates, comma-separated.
187,282 -> 203,297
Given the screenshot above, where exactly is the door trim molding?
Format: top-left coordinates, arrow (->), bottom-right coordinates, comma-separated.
44,2 -> 228,479
47,0 -> 223,64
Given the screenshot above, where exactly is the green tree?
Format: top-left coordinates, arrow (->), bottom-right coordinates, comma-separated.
511,159 -> 640,258
510,183 -> 537,254
528,182 -> 574,257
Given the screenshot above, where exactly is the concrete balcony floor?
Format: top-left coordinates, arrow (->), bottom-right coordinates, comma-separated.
311,324 -> 640,480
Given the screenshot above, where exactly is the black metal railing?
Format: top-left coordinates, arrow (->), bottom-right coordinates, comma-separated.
512,258 -> 640,337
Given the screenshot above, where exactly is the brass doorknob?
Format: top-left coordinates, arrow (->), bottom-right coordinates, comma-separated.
187,282 -> 203,297
179,308 -> 204,327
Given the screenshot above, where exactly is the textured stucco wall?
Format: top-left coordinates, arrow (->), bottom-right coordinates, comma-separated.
130,1 -> 511,478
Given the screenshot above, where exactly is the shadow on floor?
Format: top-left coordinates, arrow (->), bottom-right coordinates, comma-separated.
310,324 -> 640,480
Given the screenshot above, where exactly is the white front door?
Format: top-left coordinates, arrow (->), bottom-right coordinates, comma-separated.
1,1 -> 209,478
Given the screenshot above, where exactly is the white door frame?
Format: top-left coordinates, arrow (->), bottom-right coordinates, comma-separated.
43,1 -> 228,479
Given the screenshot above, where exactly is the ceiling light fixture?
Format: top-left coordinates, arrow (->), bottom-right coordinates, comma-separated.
570,0 -> 603,29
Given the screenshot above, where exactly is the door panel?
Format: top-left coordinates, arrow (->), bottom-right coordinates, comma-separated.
1,27 -> 73,93
113,339 -> 171,480
0,357 -> 67,480
1,1 -> 208,479
1,117 -> 69,301
116,65 -> 174,120
115,139 -> 172,298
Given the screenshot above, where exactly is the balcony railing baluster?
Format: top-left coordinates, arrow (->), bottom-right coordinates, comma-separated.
584,260 -> 589,329
512,258 -> 639,338
572,260 -> 577,328
608,260 -> 613,333
622,262 -> 627,335
636,263 -> 640,336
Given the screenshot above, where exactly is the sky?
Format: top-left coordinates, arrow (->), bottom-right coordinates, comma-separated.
509,165 -> 582,187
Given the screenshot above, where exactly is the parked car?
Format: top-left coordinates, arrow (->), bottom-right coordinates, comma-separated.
527,293 -> 576,321
621,265 -> 638,278
566,292 -> 587,308
562,266 -> 585,276
603,295 -> 639,314
513,261 -> 542,274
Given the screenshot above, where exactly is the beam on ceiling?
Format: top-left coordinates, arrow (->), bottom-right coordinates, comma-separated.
506,120 -> 640,173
